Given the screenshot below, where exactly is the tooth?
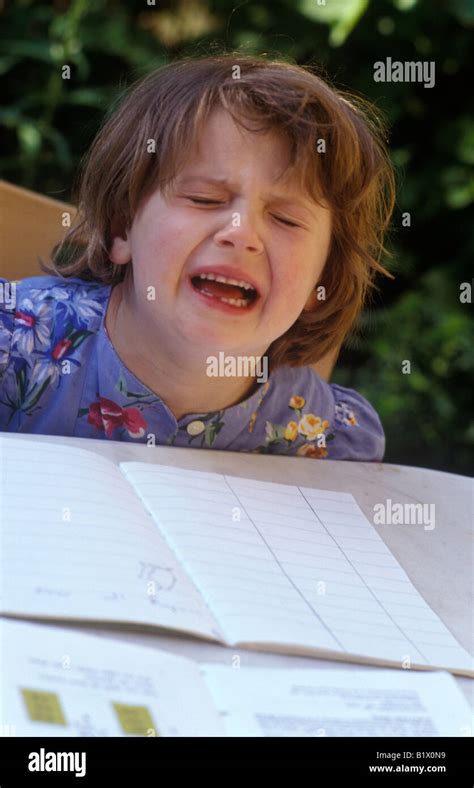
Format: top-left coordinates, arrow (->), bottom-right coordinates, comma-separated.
197,272 -> 256,291
196,272 -> 256,295
218,296 -> 247,307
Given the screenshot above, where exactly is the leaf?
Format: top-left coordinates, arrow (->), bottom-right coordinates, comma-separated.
17,366 -> 27,400
116,371 -> 127,393
62,88 -> 111,108
450,0 -> 474,24
0,55 -> 21,75
17,122 -> 42,157
297,0 -> 369,45
274,425 -> 287,440
39,125 -> 72,169
67,329 -> 94,349
442,166 -> 474,209
457,121 -> 474,164
204,424 -> 216,447
23,376 -> 51,409
0,40 -> 53,63
0,107 -> 22,127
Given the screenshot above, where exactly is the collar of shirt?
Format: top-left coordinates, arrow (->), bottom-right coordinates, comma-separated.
97,298 -> 274,446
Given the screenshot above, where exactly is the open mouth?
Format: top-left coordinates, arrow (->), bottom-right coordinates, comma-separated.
190,272 -> 259,308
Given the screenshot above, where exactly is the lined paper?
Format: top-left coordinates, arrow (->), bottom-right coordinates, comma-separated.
1,435 -> 471,675
121,463 -> 473,674
0,438 -> 223,642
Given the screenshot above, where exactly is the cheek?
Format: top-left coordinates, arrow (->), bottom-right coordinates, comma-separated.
272,257 -> 316,306
266,279 -> 309,331
151,210 -> 208,258
131,217 -> 190,272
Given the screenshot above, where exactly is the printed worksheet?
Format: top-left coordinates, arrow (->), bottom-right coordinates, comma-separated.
1,619 -> 472,737
0,618 -> 221,737
200,664 -> 473,737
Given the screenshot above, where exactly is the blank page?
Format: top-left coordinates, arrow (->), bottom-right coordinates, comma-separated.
0,438 -> 223,642
121,463 -> 473,675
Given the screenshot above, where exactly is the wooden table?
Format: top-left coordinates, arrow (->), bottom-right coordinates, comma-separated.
6,432 -> 473,710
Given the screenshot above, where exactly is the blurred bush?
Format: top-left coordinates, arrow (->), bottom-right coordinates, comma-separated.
1,0 -> 473,474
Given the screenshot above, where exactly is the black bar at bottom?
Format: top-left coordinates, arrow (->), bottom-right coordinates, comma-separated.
0,736 -> 472,783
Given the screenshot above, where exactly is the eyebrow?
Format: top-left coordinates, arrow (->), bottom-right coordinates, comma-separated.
176,175 -> 319,215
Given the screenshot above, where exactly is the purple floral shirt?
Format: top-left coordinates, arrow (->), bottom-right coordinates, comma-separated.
0,275 -> 385,461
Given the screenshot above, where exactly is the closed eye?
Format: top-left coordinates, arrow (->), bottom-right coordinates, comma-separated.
188,198 -> 301,227
273,216 -> 301,228
188,197 -> 223,205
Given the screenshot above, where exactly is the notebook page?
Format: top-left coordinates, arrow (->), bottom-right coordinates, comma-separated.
200,664 -> 473,737
0,437 -> 223,642
121,463 -> 473,675
1,618 -> 224,737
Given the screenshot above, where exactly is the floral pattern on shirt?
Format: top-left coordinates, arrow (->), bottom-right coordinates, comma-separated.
166,379 -> 272,448
335,401 -> 358,427
167,410 -> 226,448
0,281 -> 103,427
0,276 -> 385,461
78,371 -> 163,440
251,394 -> 337,457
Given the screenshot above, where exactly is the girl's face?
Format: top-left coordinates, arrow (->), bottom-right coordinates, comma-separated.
109,108 -> 332,359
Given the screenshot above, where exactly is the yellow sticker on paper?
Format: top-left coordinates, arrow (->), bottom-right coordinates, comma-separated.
21,688 -> 66,725
113,702 -> 157,736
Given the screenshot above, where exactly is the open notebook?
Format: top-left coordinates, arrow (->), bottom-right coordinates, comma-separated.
0,436 -> 472,676
2,618 -> 472,737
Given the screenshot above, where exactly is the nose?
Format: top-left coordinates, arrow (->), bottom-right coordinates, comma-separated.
213,209 -> 264,254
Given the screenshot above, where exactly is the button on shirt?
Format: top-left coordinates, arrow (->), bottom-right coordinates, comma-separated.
0,276 -> 385,461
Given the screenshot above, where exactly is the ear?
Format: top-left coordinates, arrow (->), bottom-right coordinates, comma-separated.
109,232 -> 131,265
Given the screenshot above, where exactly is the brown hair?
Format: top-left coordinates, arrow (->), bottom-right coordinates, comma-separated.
43,53 -> 395,368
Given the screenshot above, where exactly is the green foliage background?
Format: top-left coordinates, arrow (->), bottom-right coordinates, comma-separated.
1,0 -> 473,474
